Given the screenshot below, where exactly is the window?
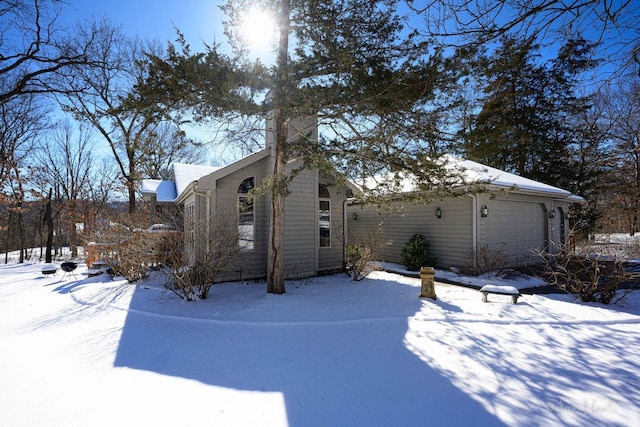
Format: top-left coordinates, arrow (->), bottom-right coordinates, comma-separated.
319,183 -> 331,247
185,203 -> 195,261
238,177 -> 255,251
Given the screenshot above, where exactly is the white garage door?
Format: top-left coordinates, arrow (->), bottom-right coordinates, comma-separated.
486,201 -> 546,260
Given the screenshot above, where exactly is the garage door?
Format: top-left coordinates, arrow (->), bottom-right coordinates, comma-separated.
486,201 -> 546,260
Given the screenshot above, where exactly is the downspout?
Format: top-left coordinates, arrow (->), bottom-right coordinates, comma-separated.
343,198 -> 353,271
469,194 -> 478,269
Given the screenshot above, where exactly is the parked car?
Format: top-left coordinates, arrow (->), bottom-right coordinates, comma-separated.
146,224 -> 177,233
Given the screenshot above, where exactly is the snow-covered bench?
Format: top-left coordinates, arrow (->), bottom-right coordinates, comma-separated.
480,285 -> 521,304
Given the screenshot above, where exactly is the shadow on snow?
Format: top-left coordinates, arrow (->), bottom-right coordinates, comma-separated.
113,278 -> 504,427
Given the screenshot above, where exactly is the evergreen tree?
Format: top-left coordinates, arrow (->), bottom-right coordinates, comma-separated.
134,0 -> 458,294
462,35 -> 598,188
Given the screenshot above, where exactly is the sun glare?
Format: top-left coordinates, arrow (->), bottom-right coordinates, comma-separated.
239,8 -> 276,50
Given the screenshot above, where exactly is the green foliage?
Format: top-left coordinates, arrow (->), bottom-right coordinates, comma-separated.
462,35 -> 599,189
401,233 -> 437,271
133,0 -> 462,293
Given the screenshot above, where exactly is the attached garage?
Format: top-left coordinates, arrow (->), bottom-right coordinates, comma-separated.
347,156 -> 582,271
483,198 -> 547,263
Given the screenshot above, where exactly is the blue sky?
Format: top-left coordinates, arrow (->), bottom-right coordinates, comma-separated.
63,1 -> 227,49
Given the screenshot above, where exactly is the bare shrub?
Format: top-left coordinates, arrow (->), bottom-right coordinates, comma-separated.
467,244 -> 509,276
110,241 -> 149,282
163,210 -> 241,301
537,249 -> 639,304
83,211 -> 161,282
346,228 -> 383,281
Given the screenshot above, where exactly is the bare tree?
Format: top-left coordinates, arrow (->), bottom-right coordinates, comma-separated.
0,0 -> 105,103
136,122 -> 206,179
0,94 -> 50,262
598,74 -> 640,235
410,0 -> 639,74
34,120 -> 96,257
57,21 -> 205,213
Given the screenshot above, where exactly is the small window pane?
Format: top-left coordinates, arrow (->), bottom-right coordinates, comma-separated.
319,200 -> 330,247
239,196 -> 254,251
318,183 -> 330,198
238,177 -> 255,194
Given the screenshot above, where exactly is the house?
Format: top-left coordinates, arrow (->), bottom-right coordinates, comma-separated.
142,111 -> 582,279
141,163 -> 220,225
347,156 -> 582,272
141,116 -> 353,281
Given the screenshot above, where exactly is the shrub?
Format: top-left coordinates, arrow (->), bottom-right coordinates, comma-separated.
162,210 -> 241,301
346,244 -> 372,281
401,233 -> 436,271
539,252 -> 634,304
346,228 -> 383,281
102,232 -> 158,282
468,244 -> 509,276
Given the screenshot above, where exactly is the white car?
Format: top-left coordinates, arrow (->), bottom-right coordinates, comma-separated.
146,224 -> 177,233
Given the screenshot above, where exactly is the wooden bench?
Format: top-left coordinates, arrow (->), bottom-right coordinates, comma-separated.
480,285 -> 522,304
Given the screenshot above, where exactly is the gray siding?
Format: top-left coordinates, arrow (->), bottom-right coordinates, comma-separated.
206,158 -> 270,281
348,197 -> 473,270
284,166 -> 317,278
477,193 -> 569,265
318,174 -> 348,273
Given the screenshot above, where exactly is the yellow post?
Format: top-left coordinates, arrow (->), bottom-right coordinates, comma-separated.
419,267 -> 437,300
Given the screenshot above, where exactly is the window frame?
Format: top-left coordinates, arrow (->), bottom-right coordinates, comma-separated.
319,184 -> 331,248
238,177 -> 256,252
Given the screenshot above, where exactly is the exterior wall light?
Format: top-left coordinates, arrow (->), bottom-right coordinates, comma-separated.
352,212 -> 358,221
549,210 -> 556,219
481,205 -> 489,218
436,207 -> 442,219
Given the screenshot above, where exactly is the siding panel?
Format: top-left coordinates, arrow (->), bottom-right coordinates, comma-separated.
213,158 -> 269,280
348,197 -> 473,269
284,166 -> 316,278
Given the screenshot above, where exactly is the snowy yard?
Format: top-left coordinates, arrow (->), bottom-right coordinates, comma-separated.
1,262 -> 639,426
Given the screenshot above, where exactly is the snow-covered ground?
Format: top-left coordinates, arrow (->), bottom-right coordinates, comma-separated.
1,262 -> 639,426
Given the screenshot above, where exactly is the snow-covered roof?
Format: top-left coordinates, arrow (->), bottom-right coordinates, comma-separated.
141,179 -> 162,194
173,163 -> 221,197
357,155 -> 580,199
141,179 -> 177,202
452,156 -> 573,196
141,163 -> 221,203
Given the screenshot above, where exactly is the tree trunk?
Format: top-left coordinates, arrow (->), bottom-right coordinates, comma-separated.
17,204 -> 25,264
4,211 -> 11,264
128,179 -> 136,214
267,132 -> 287,295
266,0 -> 291,295
45,188 -> 54,263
